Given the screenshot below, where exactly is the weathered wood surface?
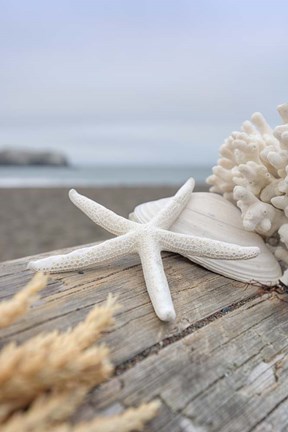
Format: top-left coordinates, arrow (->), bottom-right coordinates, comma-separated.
1,245 -> 288,431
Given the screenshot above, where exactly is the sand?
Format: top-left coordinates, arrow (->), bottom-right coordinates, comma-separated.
0,184 -> 208,262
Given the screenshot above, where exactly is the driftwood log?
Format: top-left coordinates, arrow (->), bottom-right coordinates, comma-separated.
0,245 -> 288,431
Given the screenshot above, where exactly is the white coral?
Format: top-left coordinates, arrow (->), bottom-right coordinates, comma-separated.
207,103 -> 288,276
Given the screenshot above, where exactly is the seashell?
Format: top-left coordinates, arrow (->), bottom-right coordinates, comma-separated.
206,103 -> 288,281
130,192 -> 282,284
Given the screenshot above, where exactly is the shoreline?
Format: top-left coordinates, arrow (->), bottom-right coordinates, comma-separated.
0,184 -> 208,262
0,165 -> 212,188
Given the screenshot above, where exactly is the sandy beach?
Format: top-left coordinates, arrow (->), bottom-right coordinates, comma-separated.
0,184 -> 208,262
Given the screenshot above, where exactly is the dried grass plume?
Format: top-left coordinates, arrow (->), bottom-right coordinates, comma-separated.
0,275 -> 160,431
0,294 -> 118,418
0,272 -> 48,329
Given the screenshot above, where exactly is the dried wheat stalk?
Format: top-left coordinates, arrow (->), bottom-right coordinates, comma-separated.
0,295 -> 118,418
0,389 -> 86,432
68,401 -> 161,432
0,275 -> 159,431
0,273 -> 48,329
1,392 -> 160,432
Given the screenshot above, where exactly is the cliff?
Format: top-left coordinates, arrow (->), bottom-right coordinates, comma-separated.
0,149 -> 69,166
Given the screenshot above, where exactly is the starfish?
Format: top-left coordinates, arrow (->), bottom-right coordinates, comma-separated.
28,178 -> 259,321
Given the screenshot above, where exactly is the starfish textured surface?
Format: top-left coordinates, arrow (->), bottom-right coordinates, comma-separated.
28,178 -> 260,321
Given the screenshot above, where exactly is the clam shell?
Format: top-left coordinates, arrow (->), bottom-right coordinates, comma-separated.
130,192 -> 282,284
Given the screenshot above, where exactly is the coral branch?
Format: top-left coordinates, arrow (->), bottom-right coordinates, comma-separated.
207,103 -> 288,277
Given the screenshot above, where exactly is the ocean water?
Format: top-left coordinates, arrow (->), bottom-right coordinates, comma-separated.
0,165 -> 212,187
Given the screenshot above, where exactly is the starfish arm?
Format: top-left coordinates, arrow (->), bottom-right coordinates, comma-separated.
69,189 -> 138,235
138,239 -> 176,322
28,234 -> 137,273
158,231 -> 260,260
149,178 -> 195,230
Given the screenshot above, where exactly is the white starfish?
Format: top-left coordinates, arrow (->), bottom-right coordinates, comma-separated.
28,178 -> 259,322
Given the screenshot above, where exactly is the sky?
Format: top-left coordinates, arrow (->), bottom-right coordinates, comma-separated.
0,0 -> 287,166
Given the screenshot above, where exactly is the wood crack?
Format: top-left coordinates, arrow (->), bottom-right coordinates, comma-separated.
247,393 -> 288,431
115,293 -> 259,376
208,309 -> 277,356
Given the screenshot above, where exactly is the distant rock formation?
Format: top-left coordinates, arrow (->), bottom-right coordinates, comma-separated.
0,149 -> 69,166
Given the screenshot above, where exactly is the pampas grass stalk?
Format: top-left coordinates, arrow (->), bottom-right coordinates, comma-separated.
1,389 -> 86,432
0,273 -> 48,329
0,275 -> 159,431
0,295 -> 118,418
68,401 -> 161,432
2,394 -> 160,432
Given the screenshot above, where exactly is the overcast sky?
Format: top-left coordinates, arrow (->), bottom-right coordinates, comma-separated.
0,0 -> 287,165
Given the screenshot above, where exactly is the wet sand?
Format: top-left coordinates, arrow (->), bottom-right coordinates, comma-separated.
0,184 -> 208,262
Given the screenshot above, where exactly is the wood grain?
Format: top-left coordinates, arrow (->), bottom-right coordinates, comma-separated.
1,245 -> 287,431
